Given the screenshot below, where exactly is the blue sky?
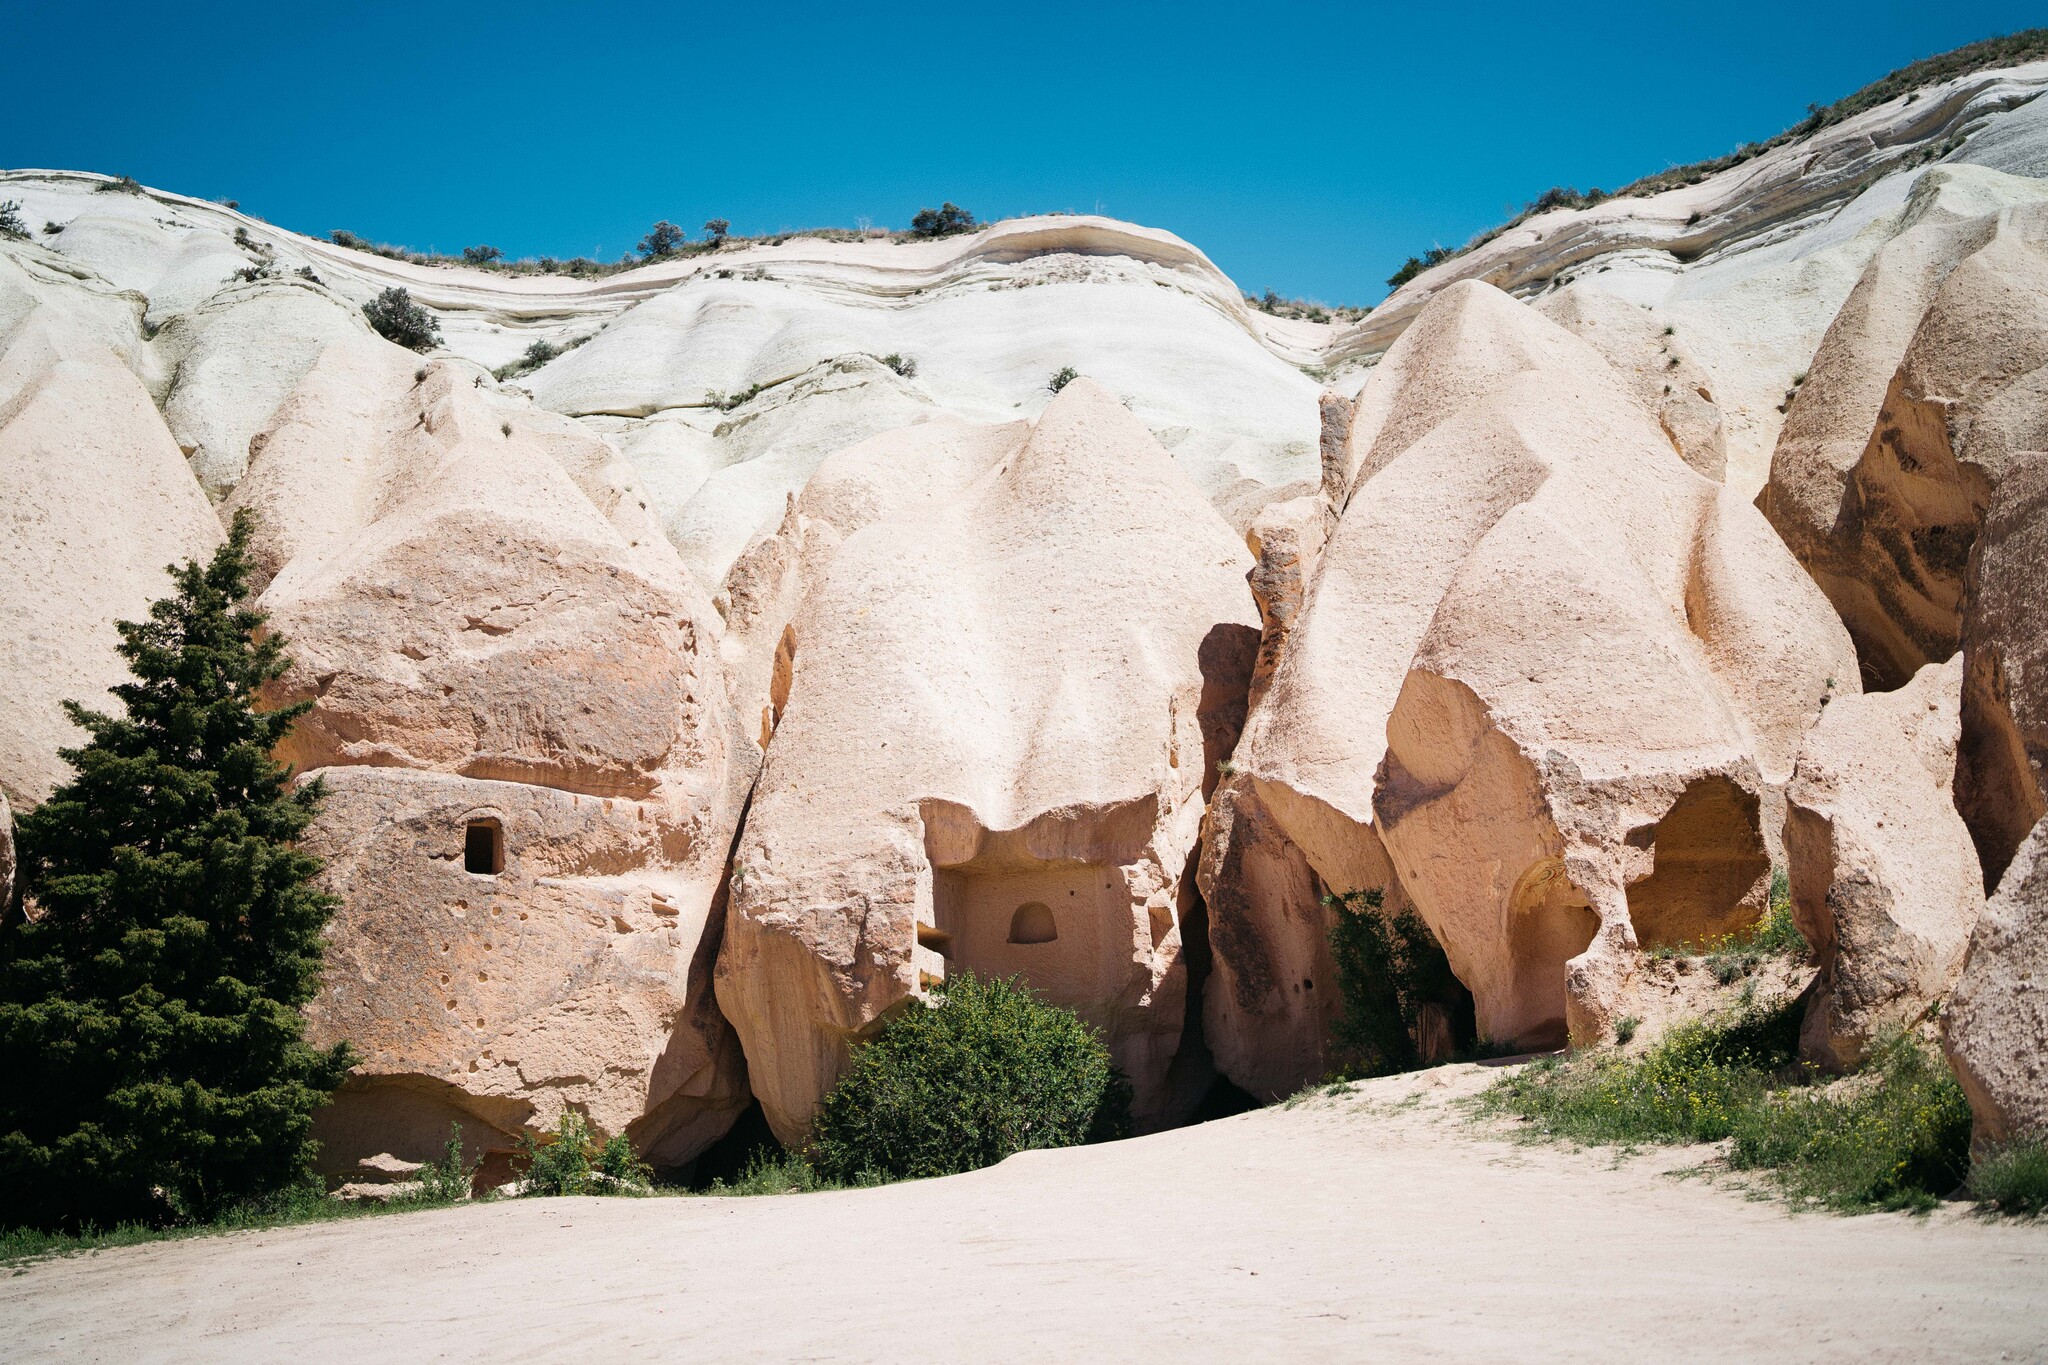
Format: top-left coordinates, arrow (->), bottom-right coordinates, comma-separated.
3,2 -> 2041,303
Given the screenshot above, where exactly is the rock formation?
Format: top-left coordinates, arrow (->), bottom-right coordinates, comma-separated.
236,360 -> 756,1177
1944,816 -> 2048,1148
1956,450 -> 2048,889
1203,281 -> 1855,1092
1784,659 -> 1985,1070
1762,175 -> 2048,692
0,246 -> 222,808
717,381 -> 1259,1143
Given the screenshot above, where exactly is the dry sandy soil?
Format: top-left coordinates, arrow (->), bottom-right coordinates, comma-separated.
5,1064 -> 2046,1363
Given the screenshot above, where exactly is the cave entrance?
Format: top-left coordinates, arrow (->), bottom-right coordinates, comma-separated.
464,819 -> 504,876
1504,859 -> 1600,1050
1623,776 -> 1769,951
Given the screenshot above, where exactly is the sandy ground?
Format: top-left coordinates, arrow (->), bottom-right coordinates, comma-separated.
4,1063 -> 2046,1364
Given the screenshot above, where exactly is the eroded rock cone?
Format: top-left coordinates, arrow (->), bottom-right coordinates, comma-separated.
1784,658 -> 1985,1071
245,360 -> 755,1177
716,380 -> 1260,1143
1204,281 -> 1856,1086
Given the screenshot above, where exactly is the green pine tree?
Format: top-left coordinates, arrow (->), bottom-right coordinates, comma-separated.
0,511 -> 354,1231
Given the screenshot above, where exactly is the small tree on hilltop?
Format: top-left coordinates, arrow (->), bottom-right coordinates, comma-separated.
639,220 -> 685,259
0,512 -> 355,1231
908,202 -> 977,239
0,200 -> 26,241
461,244 -> 503,266
703,218 -> 730,244
363,286 -> 441,353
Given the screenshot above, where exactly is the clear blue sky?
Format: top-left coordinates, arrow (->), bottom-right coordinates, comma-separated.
4,2 -> 2040,303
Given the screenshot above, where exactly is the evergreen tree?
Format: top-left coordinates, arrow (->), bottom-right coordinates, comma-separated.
0,511 -> 354,1230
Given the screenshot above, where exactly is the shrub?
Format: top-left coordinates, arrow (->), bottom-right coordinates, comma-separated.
1047,365 -> 1079,394
1650,867 -> 1808,982
880,353 -> 917,378
1969,1140 -> 2048,1216
516,1112 -> 648,1196
412,1124 -> 479,1203
362,287 -> 442,353
1386,246 -> 1453,291
0,511 -> 356,1231
461,244 -> 503,266
97,175 -> 144,195
0,201 -> 27,240
703,218 -> 730,243
638,220 -> 685,259
908,202 -> 977,239
808,973 -> 1130,1184
329,229 -> 369,250
1326,889 -> 1467,1077
706,1147 -> 836,1196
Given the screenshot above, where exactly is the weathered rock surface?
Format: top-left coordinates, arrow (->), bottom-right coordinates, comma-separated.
1204,282 -> 1856,1086
1944,815 -> 2048,1146
241,361 -> 756,1175
0,790 -> 14,914
1784,659 -> 1984,1070
1762,176 -> 2048,690
0,246 -> 222,807
717,381 -> 1259,1143
1956,450 -> 2048,889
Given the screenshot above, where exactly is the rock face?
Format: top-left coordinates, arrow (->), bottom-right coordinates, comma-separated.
1944,816 -> 2048,1147
1203,282 -> 1856,1089
1762,180 -> 2048,690
242,362 -> 756,1175
717,381 -> 1259,1143
0,790 -> 14,914
1784,659 -> 1985,1070
0,246 -> 222,808
1956,451 -> 2048,889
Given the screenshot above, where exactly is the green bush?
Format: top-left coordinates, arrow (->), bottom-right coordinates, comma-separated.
880,353 -> 918,378
1326,889 -> 1465,1078
703,218 -> 730,244
638,220 -> 685,259
461,244 -> 503,266
1047,365 -> 1079,394
515,1112 -> 649,1196
411,1124 -> 479,1204
0,201 -> 26,240
1484,997 -> 1974,1213
908,202 -> 977,239
97,175 -> 144,195
0,511 -> 355,1231
808,973 -> 1129,1184
362,287 -> 441,353
1386,246 -> 1453,290
705,1148 -> 836,1196
1968,1140 -> 2048,1216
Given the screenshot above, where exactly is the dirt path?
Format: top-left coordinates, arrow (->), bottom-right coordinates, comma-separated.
5,1064 -> 2046,1363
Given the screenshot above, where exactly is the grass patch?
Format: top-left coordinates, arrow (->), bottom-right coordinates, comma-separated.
1649,867 -> 1807,983
1967,1141 -> 2048,1216
1482,996 -> 1975,1213
700,1148 -> 843,1196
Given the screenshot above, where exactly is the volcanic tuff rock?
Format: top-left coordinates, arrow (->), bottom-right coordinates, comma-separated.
0,247 -> 222,808
1762,172 -> 2048,692
1784,658 -> 1984,1071
717,381 -> 1259,1143
1203,281 -> 1856,1089
1957,451 -> 2048,888
1944,815 -> 2048,1148
233,359 -> 756,1175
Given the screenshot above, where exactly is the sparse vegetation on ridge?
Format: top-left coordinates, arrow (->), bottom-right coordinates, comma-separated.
1647,867 -> 1809,984
908,202 -> 978,239
0,201 -> 26,240
1048,365 -> 1079,393
96,175 -> 144,195
1384,28 -> 2048,292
